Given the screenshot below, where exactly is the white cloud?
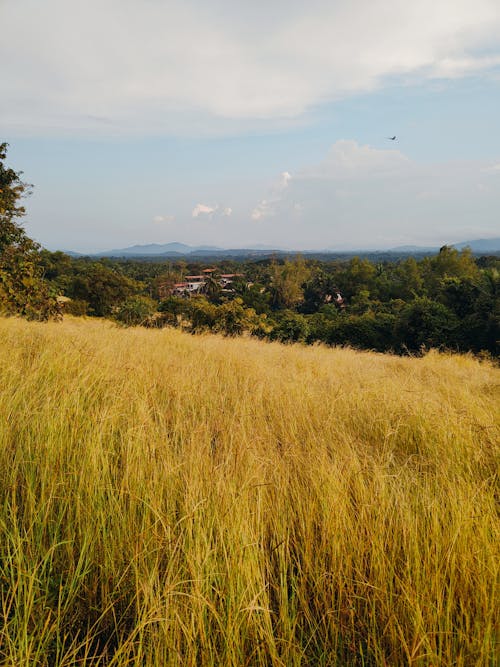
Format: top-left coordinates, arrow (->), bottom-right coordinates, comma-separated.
251,200 -> 271,221
252,171 -> 292,220
153,214 -> 175,224
481,163 -> 500,173
249,140 -> 500,247
192,203 -> 218,218
279,172 -> 292,188
191,203 -> 233,219
300,140 -> 410,179
431,55 -> 500,78
1,0 -> 500,135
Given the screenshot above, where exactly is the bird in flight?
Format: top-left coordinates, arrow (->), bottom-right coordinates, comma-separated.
388,136 -> 397,140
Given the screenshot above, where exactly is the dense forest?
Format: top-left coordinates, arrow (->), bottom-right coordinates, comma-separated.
39,247 -> 500,356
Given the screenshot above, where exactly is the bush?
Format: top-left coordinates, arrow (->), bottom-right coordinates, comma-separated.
270,311 -> 310,343
395,297 -> 459,351
327,313 -> 397,352
114,296 -> 157,326
63,299 -> 89,316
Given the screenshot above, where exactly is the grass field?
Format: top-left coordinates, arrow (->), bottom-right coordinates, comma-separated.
0,316 -> 498,666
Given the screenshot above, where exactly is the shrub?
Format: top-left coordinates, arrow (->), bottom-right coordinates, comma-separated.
114,295 -> 157,326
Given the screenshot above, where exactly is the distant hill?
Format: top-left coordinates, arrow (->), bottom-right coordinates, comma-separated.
388,239 -> 500,253
388,245 -> 439,253
60,250 -> 84,257
62,237 -> 500,258
90,242 -> 284,258
451,238 -> 500,253
95,242 -> 224,257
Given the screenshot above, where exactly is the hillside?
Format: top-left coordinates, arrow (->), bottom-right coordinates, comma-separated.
0,317 -> 498,666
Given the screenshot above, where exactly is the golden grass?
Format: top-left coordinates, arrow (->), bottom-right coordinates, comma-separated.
0,316 -> 498,666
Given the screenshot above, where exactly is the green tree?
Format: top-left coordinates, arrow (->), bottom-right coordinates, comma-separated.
213,298 -> 267,336
336,257 -> 377,299
0,143 -> 58,319
70,262 -> 140,317
392,257 -> 424,301
395,297 -> 459,352
186,298 -> 219,332
302,270 -> 342,313
270,310 -> 310,343
421,245 -> 479,296
331,313 -> 397,352
269,256 -> 310,309
158,296 -> 187,327
237,282 -> 271,314
204,272 -> 222,302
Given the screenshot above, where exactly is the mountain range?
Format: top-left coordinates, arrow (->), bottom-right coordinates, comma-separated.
64,237 -> 500,258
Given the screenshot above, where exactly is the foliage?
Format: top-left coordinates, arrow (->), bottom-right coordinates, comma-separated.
0,143 -> 58,320
114,295 -> 157,326
159,296 -> 270,337
237,281 -> 272,314
186,298 -> 219,332
63,298 -> 89,316
40,248 -> 500,356
396,297 -> 459,351
270,310 -> 310,343
212,298 -> 264,336
70,262 -> 141,317
269,256 -> 310,309
329,312 -> 398,352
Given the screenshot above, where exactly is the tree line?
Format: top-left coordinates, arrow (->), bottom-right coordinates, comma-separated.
27,243 -> 500,357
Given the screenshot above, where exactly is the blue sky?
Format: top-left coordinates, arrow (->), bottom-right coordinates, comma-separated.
2,0 -> 500,252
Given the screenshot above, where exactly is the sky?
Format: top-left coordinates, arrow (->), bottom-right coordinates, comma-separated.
1,0 -> 500,252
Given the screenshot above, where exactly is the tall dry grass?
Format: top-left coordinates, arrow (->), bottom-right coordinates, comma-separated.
0,316 -> 498,666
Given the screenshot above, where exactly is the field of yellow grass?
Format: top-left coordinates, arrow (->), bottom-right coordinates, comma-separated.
0,316 -> 498,666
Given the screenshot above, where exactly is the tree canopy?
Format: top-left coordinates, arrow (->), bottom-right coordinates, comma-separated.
0,143 -> 58,319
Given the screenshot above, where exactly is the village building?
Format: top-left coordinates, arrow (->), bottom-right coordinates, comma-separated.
166,270 -> 244,297
219,273 -> 243,287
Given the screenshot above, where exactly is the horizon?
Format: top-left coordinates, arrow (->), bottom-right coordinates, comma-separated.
2,1 -> 500,252
56,236 -> 500,257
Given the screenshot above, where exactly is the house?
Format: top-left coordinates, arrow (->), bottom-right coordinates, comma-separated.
168,269 -> 245,297
219,273 -> 243,287
172,276 -> 206,296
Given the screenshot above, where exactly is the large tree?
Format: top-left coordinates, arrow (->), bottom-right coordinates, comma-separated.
0,143 -> 57,319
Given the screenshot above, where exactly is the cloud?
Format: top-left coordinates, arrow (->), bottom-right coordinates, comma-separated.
191,203 -> 234,219
279,172 -> 292,188
431,55 -> 500,78
249,140 -> 500,247
192,203 -> 218,218
251,200 -> 271,221
252,171 -> 292,220
300,140 -> 410,179
153,214 -> 175,224
481,163 -> 500,173
2,0 -> 500,135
